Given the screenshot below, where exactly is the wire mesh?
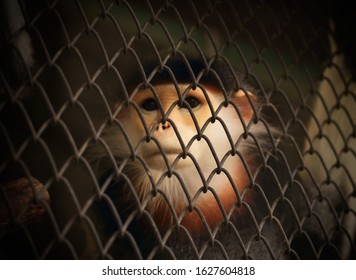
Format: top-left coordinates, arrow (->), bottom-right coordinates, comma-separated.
0,0 -> 355,259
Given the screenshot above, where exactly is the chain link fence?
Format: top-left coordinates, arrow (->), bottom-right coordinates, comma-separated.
0,0 -> 355,259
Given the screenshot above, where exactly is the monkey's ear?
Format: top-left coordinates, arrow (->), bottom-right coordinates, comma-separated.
232,89 -> 257,123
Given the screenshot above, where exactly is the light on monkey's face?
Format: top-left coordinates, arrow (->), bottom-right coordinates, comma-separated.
131,84 -> 215,169
124,83 -> 255,173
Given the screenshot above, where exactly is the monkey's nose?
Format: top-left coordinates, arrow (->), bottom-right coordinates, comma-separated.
157,121 -> 171,131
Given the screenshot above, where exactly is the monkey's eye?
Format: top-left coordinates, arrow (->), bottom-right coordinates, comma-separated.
141,98 -> 158,112
181,96 -> 201,109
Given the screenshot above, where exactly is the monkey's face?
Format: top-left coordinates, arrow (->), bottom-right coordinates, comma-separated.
119,84 -> 255,172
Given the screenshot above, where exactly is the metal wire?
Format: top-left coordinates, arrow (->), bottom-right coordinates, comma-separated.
0,0 -> 355,259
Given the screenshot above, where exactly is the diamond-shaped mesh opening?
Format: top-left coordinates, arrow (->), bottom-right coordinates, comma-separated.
0,0 -> 355,259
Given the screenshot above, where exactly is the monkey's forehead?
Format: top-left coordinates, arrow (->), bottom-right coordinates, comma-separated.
132,83 -> 222,100
123,55 -> 248,95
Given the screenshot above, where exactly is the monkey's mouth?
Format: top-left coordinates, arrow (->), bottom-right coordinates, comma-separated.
144,148 -> 183,158
143,148 -> 187,166
142,146 -> 195,169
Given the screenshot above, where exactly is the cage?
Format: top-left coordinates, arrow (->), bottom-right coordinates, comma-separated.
0,0 -> 355,259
